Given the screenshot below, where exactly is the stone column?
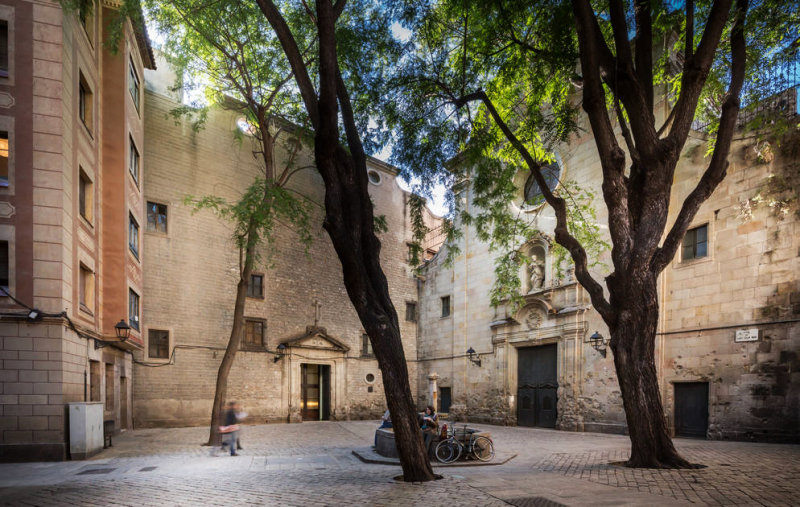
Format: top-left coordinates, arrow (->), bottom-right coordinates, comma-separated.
427,372 -> 440,412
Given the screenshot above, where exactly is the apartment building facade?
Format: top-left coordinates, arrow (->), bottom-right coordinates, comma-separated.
0,0 -> 154,461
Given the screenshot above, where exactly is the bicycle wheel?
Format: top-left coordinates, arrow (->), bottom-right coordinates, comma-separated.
471,436 -> 495,462
435,439 -> 461,463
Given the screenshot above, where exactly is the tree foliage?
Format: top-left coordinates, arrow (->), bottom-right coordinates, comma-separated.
384,0 -> 800,469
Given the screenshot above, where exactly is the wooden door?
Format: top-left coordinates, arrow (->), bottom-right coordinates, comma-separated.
439,387 -> 451,414
120,377 -> 128,430
674,382 -> 708,439
301,364 -> 320,421
517,344 -> 558,428
320,365 -> 330,421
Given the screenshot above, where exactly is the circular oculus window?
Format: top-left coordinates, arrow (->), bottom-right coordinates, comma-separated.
524,162 -> 561,206
367,170 -> 382,185
236,117 -> 256,136
365,373 -> 376,383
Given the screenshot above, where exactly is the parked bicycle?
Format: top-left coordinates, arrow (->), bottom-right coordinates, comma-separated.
435,424 -> 495,463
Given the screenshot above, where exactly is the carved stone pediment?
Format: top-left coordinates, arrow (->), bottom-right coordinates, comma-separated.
520,294 -> 557,314
281,326 -> 350,352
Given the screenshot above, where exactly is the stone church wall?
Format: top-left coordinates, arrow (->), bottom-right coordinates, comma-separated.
417,101 -> 799,442
134,82 -> 424,427
660,131 -> 800,442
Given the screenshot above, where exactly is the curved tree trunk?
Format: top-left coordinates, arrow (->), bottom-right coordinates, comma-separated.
205,239 -> 257,446
316,144 -> 437,482
609,274 -> 695,469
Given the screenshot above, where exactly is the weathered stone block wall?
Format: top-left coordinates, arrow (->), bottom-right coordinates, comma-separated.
417,102 -> 799,442
136,83 -> 422,428
660,132 -> 800,442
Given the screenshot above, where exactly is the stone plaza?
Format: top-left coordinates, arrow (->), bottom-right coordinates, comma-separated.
0,420 -> 797,507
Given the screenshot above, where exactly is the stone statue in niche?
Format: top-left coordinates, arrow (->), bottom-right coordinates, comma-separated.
528,254 -> 545,292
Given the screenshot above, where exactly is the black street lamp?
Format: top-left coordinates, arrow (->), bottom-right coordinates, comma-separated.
274,343 -> 287,363
588,331 -> 609,358
115,319 -> 131,342
466,347 -> 482,367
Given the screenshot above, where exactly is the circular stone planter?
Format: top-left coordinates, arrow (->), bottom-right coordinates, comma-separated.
375,426 -> 492,461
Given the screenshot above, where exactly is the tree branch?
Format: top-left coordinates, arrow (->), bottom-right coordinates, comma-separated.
333,0 -> 346,20
614,94 -> 639,165
667,0 -> 734,146
572,0 -> 633,274
609,0 -> 633,65
300,0 -> 318,25
686,0 -> 694,61
633,0 -> 654,119
452,90 -> 615,323
652,0 -> 748,274
254,0 -> 320,130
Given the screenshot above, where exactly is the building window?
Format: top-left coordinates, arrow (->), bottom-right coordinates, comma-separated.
129,136 -> 140,185
682,224 -> 708,261
0,240 -> 8,291
524,162 -> 560,205
129,213 -> 139,258
0,21 -> 7,78
367,170 -> 381,185
362,333 -> 373,357
79,72 -> 93,133
129,289 -> 139,330
79,0 -> 93,45
129,58 -> 140,111
0,131 -> 7,187
406,302 -> 417,322
79,169 -> 93,223
247,274 -> 263,298
243,319 -> 264,348
79,264 -> 94,315
146,201 -> 167,233
148,330 -> 169,359
105,363 -> 114,411
441,296 -> 451,318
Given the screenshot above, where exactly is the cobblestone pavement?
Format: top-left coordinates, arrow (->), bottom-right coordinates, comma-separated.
0,421 -> 797,507
531,443 -> 799,507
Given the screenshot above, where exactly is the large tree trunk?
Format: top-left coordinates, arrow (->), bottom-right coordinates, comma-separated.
253,0 -> 436,481
609,274 -> 695,468
308,0 -> 435,482
316,145 -> 437,482
366,316 -> 434,482
205,239 -> 257,446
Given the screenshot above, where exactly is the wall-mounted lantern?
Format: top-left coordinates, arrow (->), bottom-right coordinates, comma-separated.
96,319 -> 131,349
588,331 -> 609,358
274,343 -> 287,363
466,347 -> 482,367
115,319 -> 131,342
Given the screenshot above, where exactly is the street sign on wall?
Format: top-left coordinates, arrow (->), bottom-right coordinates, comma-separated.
734,329 -> 760,342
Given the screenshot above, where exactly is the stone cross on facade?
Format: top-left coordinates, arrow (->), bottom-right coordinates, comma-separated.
313,300 -> 321,327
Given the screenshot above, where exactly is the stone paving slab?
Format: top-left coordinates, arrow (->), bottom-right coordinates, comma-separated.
0,421 -> 797,507
530,442 -> 800,507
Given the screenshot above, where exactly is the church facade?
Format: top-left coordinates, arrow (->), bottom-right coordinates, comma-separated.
135,58 -> 799,443
415,95 -> 800,442
134,59 -> 442,427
